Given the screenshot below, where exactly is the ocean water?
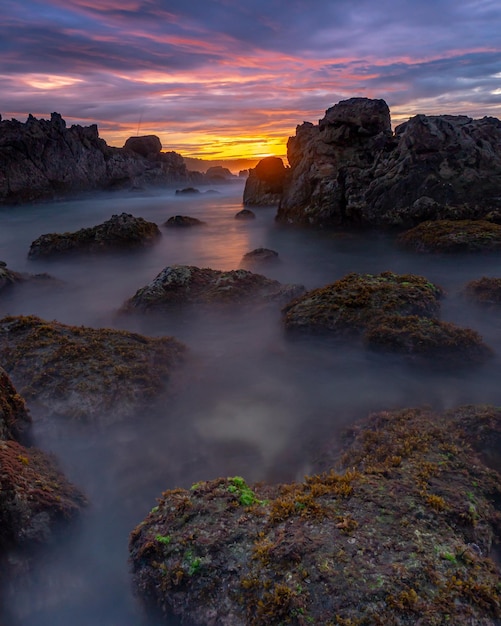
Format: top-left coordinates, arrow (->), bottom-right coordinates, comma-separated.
1,180 -> 501,625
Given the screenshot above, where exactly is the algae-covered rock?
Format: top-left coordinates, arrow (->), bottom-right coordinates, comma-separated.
28,212 -> 161,258
364,314 -> 493,367
121,265 -> 304,313
129,405 -> 501,625
464,277 -> 501,307
398,219 -> 501,253
282,271 -> 443,336
0,315 -> 186,422
0,368 -> 31,445
240,248 -> 280,269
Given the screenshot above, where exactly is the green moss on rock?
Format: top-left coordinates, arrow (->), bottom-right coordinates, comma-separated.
398,219 -> 501,253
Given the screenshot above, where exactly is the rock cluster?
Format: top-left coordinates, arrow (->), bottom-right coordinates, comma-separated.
0,113 -> 194,204
274,97 -> 501,227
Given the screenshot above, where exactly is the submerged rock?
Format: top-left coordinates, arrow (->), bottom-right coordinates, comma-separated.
243,156 -> 288,206
364,314 -> 493,367
240,248 -> 280,269
398,219 -> 501,253
0,261 -> 60,293
28,212 -> 161,258
121,265 -> 304,312
235,208 -> 255,220
276,97 -> 501,227
282,271 -> 443,336
164,215 -> 205,227
175,187 -> 200,195
129,405 -> 501,625
464,277 -> 501,307
0,368 -> 86,562
0,315 -> 186,422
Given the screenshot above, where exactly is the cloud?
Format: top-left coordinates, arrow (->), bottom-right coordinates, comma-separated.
1,0 -> 500,158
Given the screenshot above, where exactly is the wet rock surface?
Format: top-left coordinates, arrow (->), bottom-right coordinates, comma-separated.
398,219 -> 501,253
243,156 -> 288,206
129,404 -> 501,626
235,208 -> 256,219
276,97 -> 501,227
122,265 -> 304,312
164,215 -> 206,227
28,212 -> 161,258
0,113 -> 194,204
240,248 -> 280,269
0,315 -> 186,422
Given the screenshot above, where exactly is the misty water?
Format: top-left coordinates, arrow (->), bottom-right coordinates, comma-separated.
1,180 -> 501,625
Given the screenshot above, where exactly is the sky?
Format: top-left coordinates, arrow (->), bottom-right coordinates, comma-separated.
1,0 -> 500,160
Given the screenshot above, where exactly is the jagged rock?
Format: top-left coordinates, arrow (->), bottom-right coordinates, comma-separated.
0,368 -> 86,562
398,219 -> 501,253
243,156 -> 288,206
28,212 -> 161,258
205,166 -> 235,181
276,97 -> 501,227
175,187 -> 200,195
123,135 -> 162,158
121,265 -> 304,312
282,271 -> 442,336
364,314 -> 493,367
464,277 -> 501,307
240,248 -> 279,269
235,209 -> 255,220
164,215 -> 205,227
129,405 -> 501,626
0,113 -> 194,204
0,315 -> 186,422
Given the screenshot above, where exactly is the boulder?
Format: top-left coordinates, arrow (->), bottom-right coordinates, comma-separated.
175,187 -> 200,195
0,113 -> 193,204
0,315 -> 186,423
235,209 -> 255,220
164,215 -> 205,227
205,166 -> 234,181
243,157 -> 288,206
0,261 -> 60,293
282,271 -> 443,336
464,277 -> 501,307
28,212 -> 161,258
364,314 -> 493,367
398,219 -> 501,253
240,248 -> 279,269
121,265 -> 304,312
129,404 -> 501,625
276,98 -> 501,227
123,135 -> 162,158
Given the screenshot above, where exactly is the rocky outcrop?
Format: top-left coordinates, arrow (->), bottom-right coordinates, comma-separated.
276,97 -> 501,227
164,215 -> 205,227
0,261 -> 58,293
240,248 -> 280,269
129,404 -> 501,625
243,156 -> 288,206
235,209 -> 255,219
464,277 -> 501,307
0,113 -> 194,204
0,368 -> 85,563
398,219 -> 501,253
0,315 -> 186,423
121,265 -> 304,312
205,166 -> 235,181
28,212 -> 161,258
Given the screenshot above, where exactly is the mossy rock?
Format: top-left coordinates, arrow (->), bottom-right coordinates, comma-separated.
464,277 -> 501,307
398,219 -> 501,253
28,212 -> 161,258
0,315 -> 186,422
129,405 -> 501,625
121,265 -> 304,313
0,368 -> 31,443
282,271 -> 443,336
364,314 -> 493,367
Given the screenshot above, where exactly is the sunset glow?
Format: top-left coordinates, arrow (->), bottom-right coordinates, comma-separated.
1,0 -> 500,161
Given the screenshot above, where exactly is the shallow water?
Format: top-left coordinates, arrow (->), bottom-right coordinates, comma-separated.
1,180 -> 501,625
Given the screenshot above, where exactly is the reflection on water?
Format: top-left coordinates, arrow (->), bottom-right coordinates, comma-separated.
1,180 -> 501,625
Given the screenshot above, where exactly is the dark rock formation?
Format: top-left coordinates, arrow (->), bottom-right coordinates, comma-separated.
0,368 -> 86,563
0,315 -> 186,422
243,156 -> 288,206
398,219 -> 501,253
28,212 -> 161,258
235,209 -> 255,220
276,97 -> 501,227
205,166 -> 235,181
464,277 -> 501,307
364,314 -> 493,367
0,261 -> 59,293
164,215 -> 205,227
121,265 -> 304,312
175,187 -> 200,195
0,113 -> 194,204
282,272 -> 443,336
240,248 -> 280,269
129,404 -> 501,625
